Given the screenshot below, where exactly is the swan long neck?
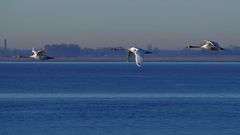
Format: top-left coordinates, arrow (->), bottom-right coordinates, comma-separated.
188,45 -> 201,48
145,51 -> 152,54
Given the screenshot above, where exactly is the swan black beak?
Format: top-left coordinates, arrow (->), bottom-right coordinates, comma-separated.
145,51 -> 152,54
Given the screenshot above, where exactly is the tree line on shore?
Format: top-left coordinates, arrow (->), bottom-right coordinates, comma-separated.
1,43 -> 240,58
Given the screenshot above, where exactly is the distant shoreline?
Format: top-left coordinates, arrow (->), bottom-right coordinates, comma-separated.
1,56 -> 240,62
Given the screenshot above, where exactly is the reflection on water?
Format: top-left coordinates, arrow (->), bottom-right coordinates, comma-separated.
1,62 -> 240,135
1,96 -> 240,135
1,93 -> 240,99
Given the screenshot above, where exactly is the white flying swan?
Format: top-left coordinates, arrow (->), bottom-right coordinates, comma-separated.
30,48 -> 54,60
128,47 -> 152,67
185,40 -> 224,51
113,47 -> 152,67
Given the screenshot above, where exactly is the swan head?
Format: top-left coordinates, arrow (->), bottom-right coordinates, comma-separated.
128,47 -> 138,53
185,45 -> 190,48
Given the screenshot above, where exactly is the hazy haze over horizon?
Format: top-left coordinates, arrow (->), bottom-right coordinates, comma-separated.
1,0 -> 240,49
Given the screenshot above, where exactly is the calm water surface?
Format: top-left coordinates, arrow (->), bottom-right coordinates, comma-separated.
0,62 -> 240,135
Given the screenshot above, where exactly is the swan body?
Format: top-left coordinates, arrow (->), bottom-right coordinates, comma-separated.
186,40 -> 224,51
30,48 -> 54,60
128,47 -> 152,67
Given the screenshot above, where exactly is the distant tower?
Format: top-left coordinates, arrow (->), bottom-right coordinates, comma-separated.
147,44 -> 153,50
4,39 -> 7,50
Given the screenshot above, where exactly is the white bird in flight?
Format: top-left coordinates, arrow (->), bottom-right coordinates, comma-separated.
127,47 -> 152,67
185,40 -> 224,51
30,48 -> 54,60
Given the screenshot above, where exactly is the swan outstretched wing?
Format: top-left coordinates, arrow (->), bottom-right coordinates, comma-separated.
134,50 -> 144,67
37,49 -> 47,56
210,41 -> 224,50
127,50 -> 134,62
32,48 -> 37,55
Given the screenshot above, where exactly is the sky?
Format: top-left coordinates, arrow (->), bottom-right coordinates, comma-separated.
1,0 -> 240,50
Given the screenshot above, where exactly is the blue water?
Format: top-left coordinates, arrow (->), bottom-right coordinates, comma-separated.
0,62 -> 240,135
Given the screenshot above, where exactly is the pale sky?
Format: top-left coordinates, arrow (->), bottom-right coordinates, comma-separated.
1,0 -> 240,49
